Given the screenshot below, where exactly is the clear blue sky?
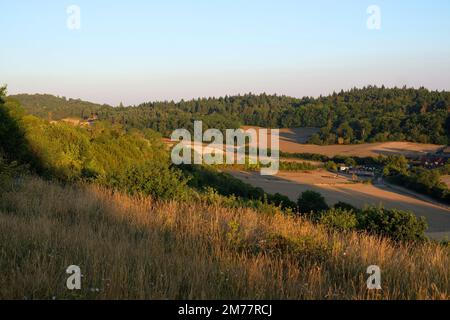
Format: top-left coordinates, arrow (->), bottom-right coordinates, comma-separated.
1,0 -> 450,105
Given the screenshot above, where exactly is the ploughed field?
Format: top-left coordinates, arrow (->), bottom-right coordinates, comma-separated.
228,169 -> 450,240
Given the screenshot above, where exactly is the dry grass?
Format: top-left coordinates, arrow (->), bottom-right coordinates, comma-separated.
0,177 -> 449,300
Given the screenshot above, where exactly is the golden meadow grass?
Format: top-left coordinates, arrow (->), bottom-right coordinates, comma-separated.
0,177 -> 449,300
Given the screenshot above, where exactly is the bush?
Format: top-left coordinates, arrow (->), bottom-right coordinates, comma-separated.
297,190 -> 329,216
279,161 -> 317,171
333,201 -> 358,212
324,161 -> 337,171
105,162 -> 189,200
382,155 -> 409,176
345,158 -> 357,167
267,193 -> 297,211
319,208 -> 358,231
358,206 -> 427,242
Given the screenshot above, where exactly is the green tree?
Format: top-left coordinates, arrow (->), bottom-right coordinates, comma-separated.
337,122 -> 354,143
383,155 -> 409,176
345,157 -> 357,167
297,190 -> 329,216
324,161 -> 337,171
358,206 -> 427,242
319,208 -> 358,231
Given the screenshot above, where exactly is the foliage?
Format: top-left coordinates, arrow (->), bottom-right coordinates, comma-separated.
358,206 -> 428,242
0,94 -> 189,200
297,190 -> 329,216
387,167 -> 450,204
181,164 -> 297,210
319,208 -> 358,231
295,188 -> 427,241
281,151 -> 381,167
324,161 -> 338,171
333,201 -> 358,212
6,93 -> 111,120
11,86 -> 450,144
279,161 -> 317,171
382,155 -> 409,176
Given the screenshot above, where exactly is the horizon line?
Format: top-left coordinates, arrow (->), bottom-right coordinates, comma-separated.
6,84 -> 450,107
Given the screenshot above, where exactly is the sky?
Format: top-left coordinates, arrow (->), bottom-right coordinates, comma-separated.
1,0 -> 450,105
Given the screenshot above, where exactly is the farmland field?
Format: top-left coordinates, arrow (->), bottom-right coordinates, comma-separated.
241,126 -> 444,158
228,169 -> 450,240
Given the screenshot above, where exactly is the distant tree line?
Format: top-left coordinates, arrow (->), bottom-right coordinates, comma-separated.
11,85 -> 450,145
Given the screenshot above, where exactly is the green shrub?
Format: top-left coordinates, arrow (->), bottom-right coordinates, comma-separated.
267,193 -> 297,211
279,161 -> 317,171
324,161 -> 338,171
358,206 -> 427,242
382,155 -> 409,176
181,164 -> 297,210
333,201 -> 358,212
297,190 -> 329,216
319,208 -> 358,231
104,161 -> 189,200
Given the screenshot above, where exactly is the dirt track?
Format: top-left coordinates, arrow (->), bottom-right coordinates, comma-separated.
229,169 -> 450,240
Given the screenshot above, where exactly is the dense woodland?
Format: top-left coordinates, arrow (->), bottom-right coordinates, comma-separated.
11,86 -> 450,145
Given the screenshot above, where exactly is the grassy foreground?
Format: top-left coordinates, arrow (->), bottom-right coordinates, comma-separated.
0,177 -> 449,300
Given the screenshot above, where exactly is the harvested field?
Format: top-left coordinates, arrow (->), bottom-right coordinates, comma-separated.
279,141 -> 443,158
241,126 -> 320,144
241,126 -> 443,158
229,170 -> 450,240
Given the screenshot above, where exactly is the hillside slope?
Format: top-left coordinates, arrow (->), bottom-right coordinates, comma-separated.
9,93 -> 111,120
0,177 -> 449,300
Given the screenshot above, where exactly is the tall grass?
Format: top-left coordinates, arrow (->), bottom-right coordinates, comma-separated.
0,177 -> 448,300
